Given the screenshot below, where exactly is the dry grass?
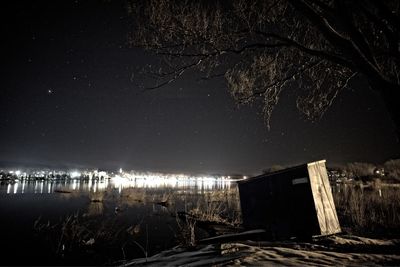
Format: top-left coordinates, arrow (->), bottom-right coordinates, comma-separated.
180,183 -> 400,240
88,191 -> 105,202
34,213 -> 128,254
333,183 -> 400,237
180,182 -> 400,239
175,213 -> 197,247
186,187 -> 242,227
119,188 -> 148,204
172,187 -> 242,247
33,213 -> 148,265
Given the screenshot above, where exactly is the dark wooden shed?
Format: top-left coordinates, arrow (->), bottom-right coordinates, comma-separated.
237,160 -> 341,239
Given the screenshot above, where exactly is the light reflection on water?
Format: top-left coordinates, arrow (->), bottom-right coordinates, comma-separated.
1,177 -> 233,195
0,175 -> 240,266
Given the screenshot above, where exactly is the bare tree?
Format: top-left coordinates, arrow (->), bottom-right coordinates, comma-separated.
127,0 -> 400,135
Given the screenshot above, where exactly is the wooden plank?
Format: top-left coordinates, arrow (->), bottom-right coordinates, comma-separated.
199,229 -> 266,244
307,161 -> 341,235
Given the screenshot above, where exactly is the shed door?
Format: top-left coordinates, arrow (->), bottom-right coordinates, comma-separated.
289,176 -> 320,237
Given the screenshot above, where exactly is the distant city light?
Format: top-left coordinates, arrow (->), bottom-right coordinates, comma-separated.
70,171 -> 81,178
2,168 -> 239,194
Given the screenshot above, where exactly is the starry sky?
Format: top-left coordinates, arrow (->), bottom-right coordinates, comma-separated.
1,0 -> 399,175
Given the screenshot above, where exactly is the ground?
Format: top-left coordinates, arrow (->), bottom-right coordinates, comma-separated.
123,234 -> 400,266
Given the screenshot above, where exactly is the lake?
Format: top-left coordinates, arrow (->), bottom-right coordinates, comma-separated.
0,177 -> 239,265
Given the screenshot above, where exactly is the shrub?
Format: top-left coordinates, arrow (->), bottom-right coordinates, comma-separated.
345,162 -> 376,179
384,159 -> 400,181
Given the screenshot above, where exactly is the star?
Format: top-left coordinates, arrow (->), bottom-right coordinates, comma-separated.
47,89 -> 53,94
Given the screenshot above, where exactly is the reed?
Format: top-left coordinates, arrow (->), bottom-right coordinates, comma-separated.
333,183 -> 400,237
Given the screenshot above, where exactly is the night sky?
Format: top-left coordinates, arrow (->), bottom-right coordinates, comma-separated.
1,0 -> 399,175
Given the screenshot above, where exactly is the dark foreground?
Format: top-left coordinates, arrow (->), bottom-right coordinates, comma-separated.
124,234 -> 400,266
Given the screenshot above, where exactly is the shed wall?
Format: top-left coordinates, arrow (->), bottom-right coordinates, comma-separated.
238,165 -> 320,239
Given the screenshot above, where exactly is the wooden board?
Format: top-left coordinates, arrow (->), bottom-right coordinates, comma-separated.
307,161 -> 341,235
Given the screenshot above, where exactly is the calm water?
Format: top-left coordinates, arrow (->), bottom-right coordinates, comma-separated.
0,178 -> 238,265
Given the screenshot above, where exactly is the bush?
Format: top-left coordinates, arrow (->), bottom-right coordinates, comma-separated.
384,159 -> 400,181
345,162 -> 376,180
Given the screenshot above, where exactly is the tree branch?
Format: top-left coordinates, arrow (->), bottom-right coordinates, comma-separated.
236,59 -> 323,103
142,58 -> 204,91
254,30 -> 352,68
288,0 -> 391,84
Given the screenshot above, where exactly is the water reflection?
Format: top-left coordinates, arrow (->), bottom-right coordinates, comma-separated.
112,177 -> 231,191
1,177 -> 233,195
0,175 -> 240,266
13,182 -> 18,194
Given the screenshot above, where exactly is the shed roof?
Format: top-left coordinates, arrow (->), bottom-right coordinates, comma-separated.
237,160 -> 326,184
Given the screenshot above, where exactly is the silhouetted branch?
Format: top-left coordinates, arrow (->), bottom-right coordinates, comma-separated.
143,58 -> 204,91
128,0 -> 400,133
